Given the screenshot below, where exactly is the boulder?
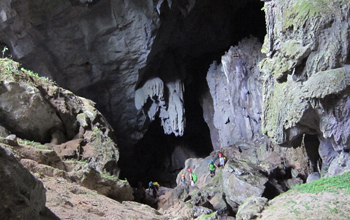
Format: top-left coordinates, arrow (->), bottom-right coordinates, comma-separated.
306,172 -> 321,183
0,59 -> 119,174
236,196 -> 268,220
0,145 -> 59,220
222,159 -> 268,205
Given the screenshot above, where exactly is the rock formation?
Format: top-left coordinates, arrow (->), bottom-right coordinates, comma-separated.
259,0 -> 350,177
203,37 -> 265,150
0,145 -> 59,220
0,58 -> 135,204
0,58 -> 119,173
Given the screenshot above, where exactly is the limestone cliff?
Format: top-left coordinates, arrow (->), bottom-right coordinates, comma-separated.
203,37 -> 265,150
259,0 -> 350,176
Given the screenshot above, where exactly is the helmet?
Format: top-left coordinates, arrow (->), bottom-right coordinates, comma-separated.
210,160 -> 213,164
181,174 -> 185,177
187,168 -> 192,172
149,182 -> 152,187
219,153 -> 222,156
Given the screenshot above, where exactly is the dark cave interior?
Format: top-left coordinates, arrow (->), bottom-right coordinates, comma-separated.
304,134 -> 321,172
119,0 -> 266,187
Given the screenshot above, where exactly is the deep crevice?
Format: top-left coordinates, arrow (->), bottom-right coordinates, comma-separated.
304,134 -> 321,172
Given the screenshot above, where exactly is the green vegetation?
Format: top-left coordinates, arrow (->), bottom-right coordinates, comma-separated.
291,209 -> 300,215
283,0 -> 331,30
210,168 -> 223,187
292,171 -> 350,194
17,138 -> 51,150
202,211 -> 215,219
304,203 -> 310,210
325,205 -> 338,214
186,203 -> 193,209
2,46 -> 8,58
21,67 -> 40,78
101,172 -> 119,181
63,158 -> 88,164
0,58 -> 53,84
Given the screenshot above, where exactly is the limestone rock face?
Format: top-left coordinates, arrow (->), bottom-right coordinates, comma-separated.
0,145 -> 59,220
204,37 -> 265,149
0,75 -> 63,142
0,58 -> 119,174
0,0 -> 160,150
259,0 -> 350,174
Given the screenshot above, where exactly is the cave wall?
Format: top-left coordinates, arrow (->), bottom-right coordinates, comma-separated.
259,0 -> 350,176
203,37 -> 265,150
0,0 -> 159,152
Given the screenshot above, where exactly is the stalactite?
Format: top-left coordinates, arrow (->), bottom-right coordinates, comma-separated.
134,77 -> 185,136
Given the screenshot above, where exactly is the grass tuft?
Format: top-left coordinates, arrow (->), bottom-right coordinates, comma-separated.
292,171 -> 350,194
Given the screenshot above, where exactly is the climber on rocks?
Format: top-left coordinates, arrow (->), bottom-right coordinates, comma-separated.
187,168 -> 197,186
208,160 -> 219,177
148,181 -> 159,198
179,173 -> 187,186
218,153 -> 226,168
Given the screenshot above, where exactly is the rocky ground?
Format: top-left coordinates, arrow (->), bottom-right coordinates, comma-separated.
38,174 -> 170,220
2,134 -> 350,220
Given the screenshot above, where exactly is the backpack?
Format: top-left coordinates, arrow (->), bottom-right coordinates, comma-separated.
153,182 -> 160,187
192,173 -> 197,182
224,156 -> 227,163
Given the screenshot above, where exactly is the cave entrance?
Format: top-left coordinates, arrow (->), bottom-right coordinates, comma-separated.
119,0 -> 266,188
121,115 -> 212,188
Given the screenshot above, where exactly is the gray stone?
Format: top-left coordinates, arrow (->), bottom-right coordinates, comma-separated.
4,134 -> 18,146
0,81 -> 63,142
236,196 -> 268,220
192,206 -> 213,218
326,151 -> 350,177
204,37 -> 265,149
222,160 -> 268,205
0,126 -> 10,137
0,145 -> 59,220
306,172 -> 321,183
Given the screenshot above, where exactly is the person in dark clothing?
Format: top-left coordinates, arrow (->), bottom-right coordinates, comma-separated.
148,181 -> 159,198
